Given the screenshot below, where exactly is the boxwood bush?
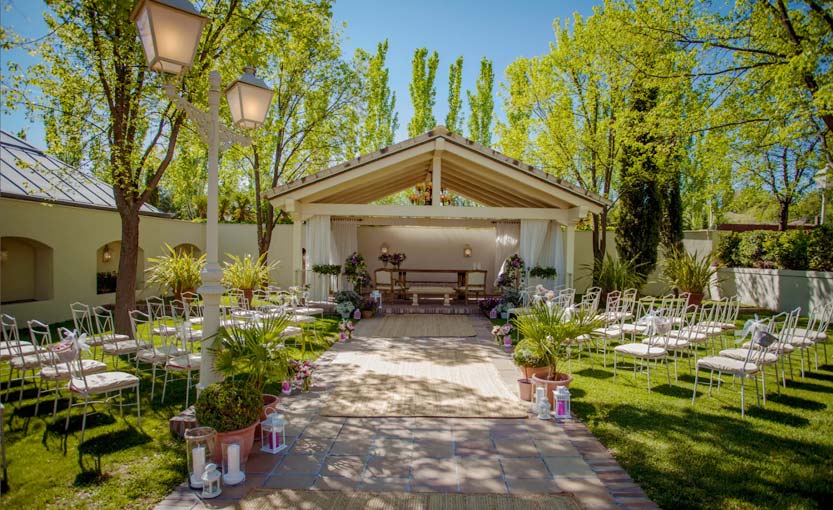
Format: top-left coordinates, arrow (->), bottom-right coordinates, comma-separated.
195,379 -> 262,432
717,227 -> 830,271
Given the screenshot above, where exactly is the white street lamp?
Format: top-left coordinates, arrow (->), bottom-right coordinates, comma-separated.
133,0 -> 272,392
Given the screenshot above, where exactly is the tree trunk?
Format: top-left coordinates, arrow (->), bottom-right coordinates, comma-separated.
778,200 -> 790,231
115,208 -> 140,334
591,209 -> 608,275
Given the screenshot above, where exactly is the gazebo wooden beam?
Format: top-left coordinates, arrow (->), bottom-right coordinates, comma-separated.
300,203 -> 569,223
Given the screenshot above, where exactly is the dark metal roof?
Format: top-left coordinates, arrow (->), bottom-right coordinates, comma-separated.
0,130 -> 165,215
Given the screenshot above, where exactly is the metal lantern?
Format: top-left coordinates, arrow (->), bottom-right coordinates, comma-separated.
535,386 -> 551,420
130,0 -> 207,74
184,426 -> 216,489
221,437 -> 246,486
260,409 -> 288,454
553,386 -> 571,421
225,67 -> 274,129
200,463 -> 222,499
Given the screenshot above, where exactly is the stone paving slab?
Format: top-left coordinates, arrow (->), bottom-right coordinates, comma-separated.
156,314 -> 658,510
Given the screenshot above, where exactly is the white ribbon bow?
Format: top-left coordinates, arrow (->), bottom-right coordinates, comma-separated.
637,309 -> 671,336
735,316 -> 768,345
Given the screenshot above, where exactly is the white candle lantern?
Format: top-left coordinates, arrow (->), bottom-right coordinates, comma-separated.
260,407 -> 288,454
221,438 -> 246,485
184,426 -> 216,489
553,386 -> 571,421
535,386 -> 550,420
201,463 -> 222,499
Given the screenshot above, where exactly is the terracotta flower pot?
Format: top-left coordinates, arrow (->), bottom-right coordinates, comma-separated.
518,378 -> 534,401
531,372 -> 573,408
212,421 -> 258,464
520,366 -> 550,380
361,310 -> 374,319
688,292 -> 704,306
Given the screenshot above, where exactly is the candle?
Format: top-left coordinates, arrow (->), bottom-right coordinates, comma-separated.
504,335 -> 511,346
227,444 -> 240,478
557,400 -> 566,416
191,446 -> 205,487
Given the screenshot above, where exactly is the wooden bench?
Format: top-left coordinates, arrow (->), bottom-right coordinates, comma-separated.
406,286 -> 456,306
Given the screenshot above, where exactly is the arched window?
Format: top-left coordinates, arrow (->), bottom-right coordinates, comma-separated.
96,241 -> 145,294
0,236 -> 54,304
173,243 -> 202,257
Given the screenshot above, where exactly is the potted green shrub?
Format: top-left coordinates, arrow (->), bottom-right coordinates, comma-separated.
513,302 -> 600,407
513,339 -> 549,379
211,314 -> 292,428
221,253 -> 278,305
146,243 -> 205,300
662,249 -> 719,305
195,379 -> 262,464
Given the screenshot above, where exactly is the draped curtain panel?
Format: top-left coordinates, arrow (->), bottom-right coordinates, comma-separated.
519,219 -> 548,271
304,215 -> 331,301
494,221 -> 520,283
543,221 -> 565,289
331,219 -> 359,291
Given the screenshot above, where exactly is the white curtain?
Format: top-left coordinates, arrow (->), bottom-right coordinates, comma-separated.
494,221 -> 520,283
543,221 -> 565,288
304,215 -> 331,301
520,219 -> 548,271
331,219 -> 359,291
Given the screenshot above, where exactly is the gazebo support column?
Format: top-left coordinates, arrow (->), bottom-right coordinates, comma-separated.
565,224 -> 576,288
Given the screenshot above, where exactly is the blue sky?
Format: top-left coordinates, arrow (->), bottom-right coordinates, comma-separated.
0,0 -> 600,147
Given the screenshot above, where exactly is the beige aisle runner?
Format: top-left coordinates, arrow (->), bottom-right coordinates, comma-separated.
320,337 -> 527,418
241,489 -> 582,510
360,314 -> 477,338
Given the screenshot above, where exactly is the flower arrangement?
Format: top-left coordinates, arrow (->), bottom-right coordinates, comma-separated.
545,290 -> 556,301
535,284 -> 548,295
338,320 -> 356,341
390,252 -> 407,268
378,253 -> 392,267
497,254 -> 525,291
335,300 -> 356,318
529,266 -> 557,280
479,297 -> 501,316
491,323 -> 513,345
289,359 -> 315,392
334,290 -> 362,308
360,298 -> 379,312
312,264 -> 341,276
343,252 -> 372,293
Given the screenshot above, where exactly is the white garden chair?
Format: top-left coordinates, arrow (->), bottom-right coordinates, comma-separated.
1,314 -> 38,363
6,319 -> 54,404
620,296 -> 657,341
131,310 -> 184,401
161,320 -> 201,408
642,304 -> 699,379
613,308 -> 674,391
692,317 -> 772,417
95,307 -> 144,369
60,330 -> 140,444
783,304 -> 831,376
71,302 -> 128,354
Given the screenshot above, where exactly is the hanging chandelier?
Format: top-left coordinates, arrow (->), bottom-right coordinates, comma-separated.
408,173 -> 452,206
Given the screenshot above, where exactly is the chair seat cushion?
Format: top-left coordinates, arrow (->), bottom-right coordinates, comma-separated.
188,317 -> 204,325
87,333 -> 130,345
41,359 -> 108,381
667,329 -> 709,342
152,325 -> 179,335
293,307 -> 323,316
791,328 -> 827,342
642,336 -> 689,349
696,356 -> 758,374
620,323 -> 648,334
0,343 -> 42,361
68,371 -> 139,394
103,340 -> 143,355
719,348 -> 778,364
742,341 -> 794,354
700,321 -> 735,330
593,326 -> 623,338
785,336 -> 815,347
614,343 -> 666,358
11,352 -> 54,370
137,345 -> 184,364
280,326 -> 303,338
167,354 -> 201,370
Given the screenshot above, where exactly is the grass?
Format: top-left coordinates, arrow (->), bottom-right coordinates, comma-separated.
0,315 -> 340,509
556,311 -> 833,510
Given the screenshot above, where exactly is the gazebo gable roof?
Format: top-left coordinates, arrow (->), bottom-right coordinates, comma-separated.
265,126 -> 611,213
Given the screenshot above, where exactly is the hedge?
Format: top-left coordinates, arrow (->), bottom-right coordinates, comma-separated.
715,226 -> 832,271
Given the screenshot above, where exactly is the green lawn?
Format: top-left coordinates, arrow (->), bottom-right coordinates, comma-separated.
559,312 -> 832,510
0,315 -> 340,509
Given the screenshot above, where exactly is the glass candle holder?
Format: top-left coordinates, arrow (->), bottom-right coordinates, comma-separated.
260,409 -> 288,454
221,437 -> 246,486
184,426 -> 216,489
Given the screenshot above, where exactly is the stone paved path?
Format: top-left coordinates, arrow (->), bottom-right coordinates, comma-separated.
156,315 -> 658,510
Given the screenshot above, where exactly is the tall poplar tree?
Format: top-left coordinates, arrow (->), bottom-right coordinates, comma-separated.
354,40 -> 398,154
446,56 -> 464,133
467,57 -> 494,146
407,48 -> 439,136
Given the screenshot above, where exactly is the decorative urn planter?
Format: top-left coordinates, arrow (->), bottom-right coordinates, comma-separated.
531,372 -> 573,408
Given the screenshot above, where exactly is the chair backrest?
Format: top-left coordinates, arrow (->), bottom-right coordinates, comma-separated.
466,270 -> 487,287
226,289 -> 247,309
1,314 -> 19,344
169,299 -> 188,320
145,296 -> 166,320
92,306 -> 118,343
634,297 -> 655,322
129,310 -> 153,348
621,288 -> 638,315
604,291 -> 621,314
58,330 -> 91,392
26,320 -> 52,368
584,287 -> 602,314
557,288 -> 575,307
375,269 -> 392,287
70,302 -> 95,338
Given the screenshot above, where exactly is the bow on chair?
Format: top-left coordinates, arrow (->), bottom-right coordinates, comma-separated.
637,308 -> 671,337
735,316 -> 774,347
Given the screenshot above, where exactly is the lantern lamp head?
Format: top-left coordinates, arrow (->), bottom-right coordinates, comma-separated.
102,244 -> 112,263
225,67 -> 274,129
463,244 -> 472,257
131,0 -> 208,75
380,243 -> 389,255
0,250 -> 7,263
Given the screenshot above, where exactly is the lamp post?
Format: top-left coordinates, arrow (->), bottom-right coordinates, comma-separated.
131,0 -> 273,391
815,166 -> 832,225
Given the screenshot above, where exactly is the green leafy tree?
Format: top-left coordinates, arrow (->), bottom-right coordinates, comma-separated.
446,56 -> 464,133
407,47 -> 439,136
3,0 -> 265,331
467,57 -> 494,146
353,39 -> 398,154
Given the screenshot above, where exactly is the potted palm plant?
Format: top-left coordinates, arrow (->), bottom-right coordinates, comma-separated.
146,243 -> 205,300
211,314 -> 293,432
662,249 -> 719,305
513,302 -> 601,407
584,254 -> 646,299
221,253 -> 278,305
